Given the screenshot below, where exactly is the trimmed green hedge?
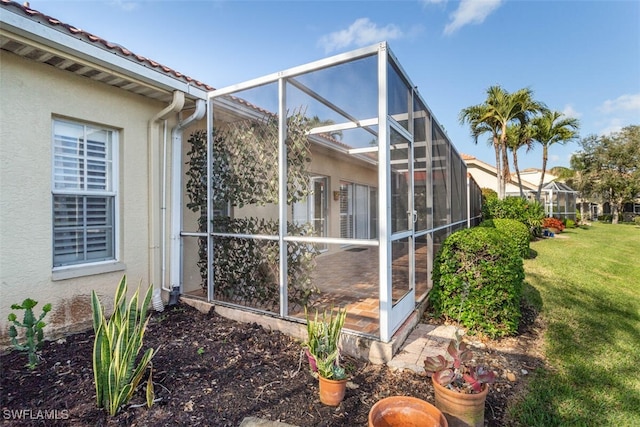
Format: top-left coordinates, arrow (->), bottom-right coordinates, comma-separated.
480,218 -> 531,258
482,196 -> 545,237
430,227 -> 524,338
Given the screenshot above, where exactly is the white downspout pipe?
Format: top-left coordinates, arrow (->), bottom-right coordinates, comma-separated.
167,99 -> 206,293
148,91 -> 185,290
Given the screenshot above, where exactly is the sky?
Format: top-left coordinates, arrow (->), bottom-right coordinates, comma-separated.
29,0 -> 640,170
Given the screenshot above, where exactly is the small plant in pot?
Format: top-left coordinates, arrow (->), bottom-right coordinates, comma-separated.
424,331 -> 495,427
304,306 -> 348,406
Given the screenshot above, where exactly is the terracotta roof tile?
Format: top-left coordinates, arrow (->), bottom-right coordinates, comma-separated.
1,0 -> 214,91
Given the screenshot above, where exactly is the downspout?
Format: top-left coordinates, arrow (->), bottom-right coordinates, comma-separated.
148,91 -> 185,291
167,99 -> 206,293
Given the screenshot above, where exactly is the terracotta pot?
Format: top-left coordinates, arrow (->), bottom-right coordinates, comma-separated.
368,396 -> 448,427
318,375 -> 347,406
432,377 -> 488,427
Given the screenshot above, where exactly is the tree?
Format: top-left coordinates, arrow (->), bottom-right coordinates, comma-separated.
506,122 -> 534,198
532,110 -> 580,202
307,115 -> 343,140
570,125 -> 640,224
460,86 -> 543,199
548,166 -> 575,181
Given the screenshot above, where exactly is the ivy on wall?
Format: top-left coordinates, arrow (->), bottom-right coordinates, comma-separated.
185,110 -> 320,311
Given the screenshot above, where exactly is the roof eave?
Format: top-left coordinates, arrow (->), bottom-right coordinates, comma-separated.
0,5 -> 208,101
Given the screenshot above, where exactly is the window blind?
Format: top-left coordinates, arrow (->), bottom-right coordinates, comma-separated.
52,120 -> 115,267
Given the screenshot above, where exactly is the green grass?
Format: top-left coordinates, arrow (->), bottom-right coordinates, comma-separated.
509,222 -> 640,426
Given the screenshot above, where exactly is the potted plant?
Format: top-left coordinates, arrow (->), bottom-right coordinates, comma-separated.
304,306 -> 348,406
423,331 -> 495,427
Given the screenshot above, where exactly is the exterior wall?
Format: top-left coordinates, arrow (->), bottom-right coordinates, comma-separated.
466,160 -> 549,195
0,51 -> 180,343
464,163 -> 498,190
464,162 -> 530,194
307,144 -> 377,242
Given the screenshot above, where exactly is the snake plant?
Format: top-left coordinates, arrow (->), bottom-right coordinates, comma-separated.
304,306 -> 347,380
91,276 -> 156,415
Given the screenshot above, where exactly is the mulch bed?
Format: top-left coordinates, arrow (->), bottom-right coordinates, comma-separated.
0,303 -> 545,426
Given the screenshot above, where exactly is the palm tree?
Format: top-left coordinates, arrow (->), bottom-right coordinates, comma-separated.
531,110 -> 580,202
506,122 -> 534,198
307,115 -> 343,140
460,85 -> 543,199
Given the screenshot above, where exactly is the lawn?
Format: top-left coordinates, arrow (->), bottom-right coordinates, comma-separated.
510,222 -> 640,426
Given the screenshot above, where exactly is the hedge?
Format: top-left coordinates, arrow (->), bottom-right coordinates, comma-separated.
430,226 -> 524,338
479,218 -> 531,258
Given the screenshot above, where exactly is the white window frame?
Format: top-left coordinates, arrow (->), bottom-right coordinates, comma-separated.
51,118 -> 121,278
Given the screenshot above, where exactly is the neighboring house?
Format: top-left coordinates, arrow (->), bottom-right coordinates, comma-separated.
462,154 -> 578,219
1,1 -> 481,353
462,154 -> 546,196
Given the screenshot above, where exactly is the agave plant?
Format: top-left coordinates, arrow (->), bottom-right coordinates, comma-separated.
91,276 -> 156,416
424,330 -> 495,394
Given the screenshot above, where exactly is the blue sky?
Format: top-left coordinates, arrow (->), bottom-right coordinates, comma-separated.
33,0 -> 640,170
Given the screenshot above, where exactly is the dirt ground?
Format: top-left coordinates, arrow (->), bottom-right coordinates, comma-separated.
0,302 -> 545,426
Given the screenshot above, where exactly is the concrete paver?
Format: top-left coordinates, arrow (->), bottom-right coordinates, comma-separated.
387,324 -> 458,374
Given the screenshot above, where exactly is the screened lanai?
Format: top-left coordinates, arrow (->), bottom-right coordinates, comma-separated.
540,181 -> 577,220
179,42 -> 481,342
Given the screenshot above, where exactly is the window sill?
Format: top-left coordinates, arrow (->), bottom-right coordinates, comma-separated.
52,261 -> 126,281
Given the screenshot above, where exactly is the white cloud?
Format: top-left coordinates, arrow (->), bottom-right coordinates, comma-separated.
562,104 -> 582,119
109,0 -> 138,12
318,18 -> 403,54
422,0 -> 448,4
599,93 -> 640,114
597,93 -> 640,135
599,118 -> 625,137
444,0 -> 504,35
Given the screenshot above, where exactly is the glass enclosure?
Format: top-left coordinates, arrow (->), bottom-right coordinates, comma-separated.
180,43 -> 479,342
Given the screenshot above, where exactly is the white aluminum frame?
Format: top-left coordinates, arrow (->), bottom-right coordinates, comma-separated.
202,42 -> 472,342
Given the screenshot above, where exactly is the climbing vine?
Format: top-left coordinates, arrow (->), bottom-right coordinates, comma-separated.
185,110 -> 320,311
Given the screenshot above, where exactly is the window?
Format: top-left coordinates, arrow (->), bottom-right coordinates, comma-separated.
52,119 -> 116,267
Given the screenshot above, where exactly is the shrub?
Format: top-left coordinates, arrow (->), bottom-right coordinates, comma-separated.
481,187 -> 498,203
635,216 -> 640,227
563,218 -> 576,228
543,217 -> 565,232
430,227 -> 524,338
482,196 -> 545,237
91,276 -> 156,416
480,218 -> 530,258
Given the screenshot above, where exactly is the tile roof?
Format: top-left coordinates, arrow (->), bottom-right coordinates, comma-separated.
0,0 -> 214,91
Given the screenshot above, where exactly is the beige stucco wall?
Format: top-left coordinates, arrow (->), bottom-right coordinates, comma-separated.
0,51 -> 195,344
308,144 -> 377,240
467,162 -> 538,194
